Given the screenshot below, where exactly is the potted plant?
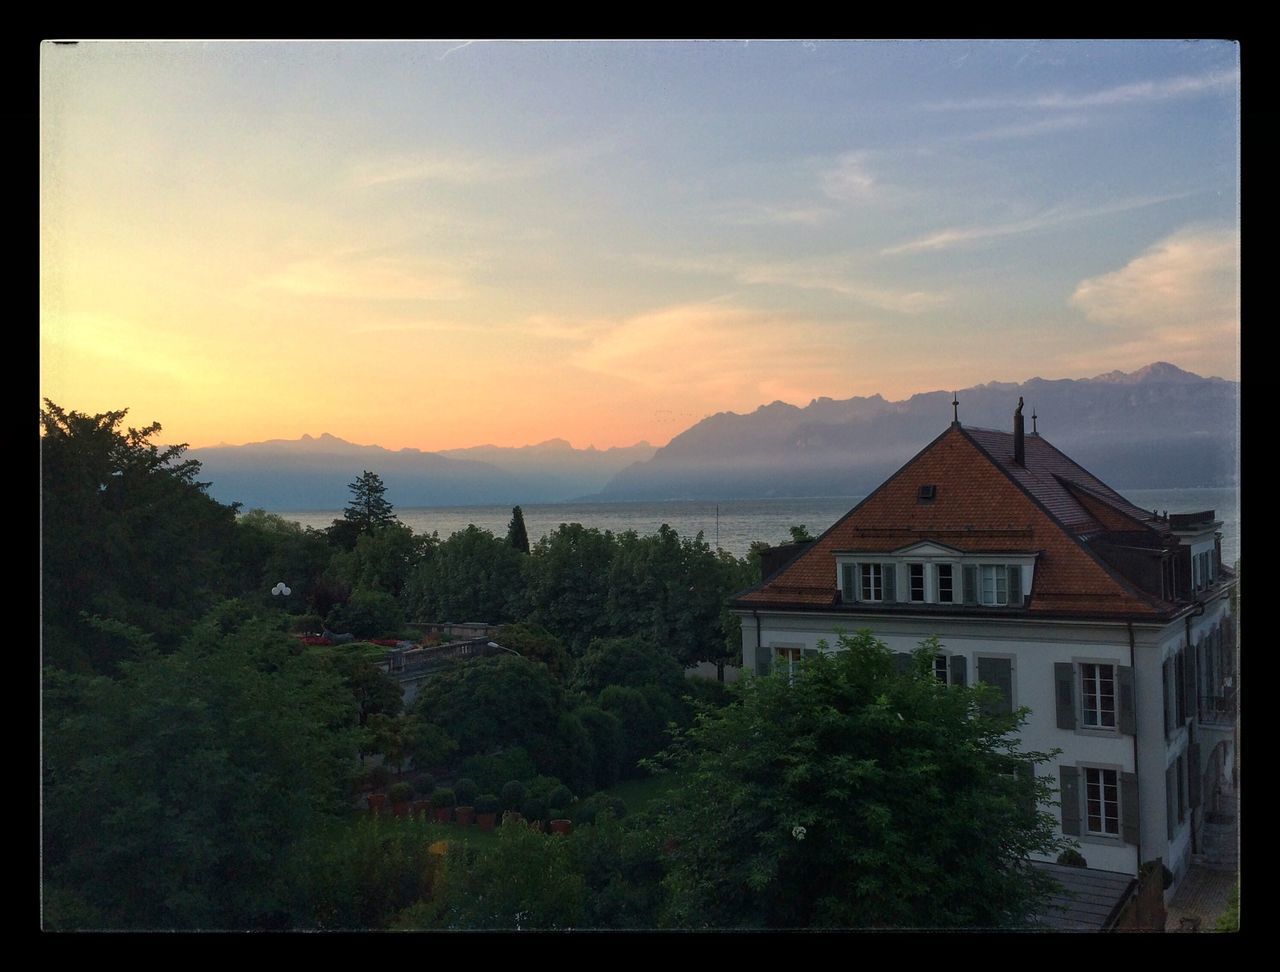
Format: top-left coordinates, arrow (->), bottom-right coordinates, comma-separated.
367,792 -> 387,814
431,787 -> 455,824
389,781 -> 414,818
475,793 -> 500,832
501,780 -> 527,813
548,818 -> 573,836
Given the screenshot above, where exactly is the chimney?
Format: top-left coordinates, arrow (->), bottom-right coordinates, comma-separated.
1013,397 -> 1025,467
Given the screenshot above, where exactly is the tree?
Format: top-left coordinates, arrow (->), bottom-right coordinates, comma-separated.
788,524 -> 815,542
655,631 -> 1067,929
507,505 -> 531,554
42,613 -> 358,929
40,400 -> 241,671
403,525 -> 526,624
343,470 -> 396,534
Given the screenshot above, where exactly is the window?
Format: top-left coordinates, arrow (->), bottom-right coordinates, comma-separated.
980,564 -> 1007,605
1080,663 -> 1116,729
861,563 -> 882,601
1085,768 -> 1120,836
937,564 -> 953,603
933,654 -> 949,683
909,563 -> 925,602
775,646 -> 803,683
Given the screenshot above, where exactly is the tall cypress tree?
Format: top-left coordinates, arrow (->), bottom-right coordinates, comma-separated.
507,505 -> 531,554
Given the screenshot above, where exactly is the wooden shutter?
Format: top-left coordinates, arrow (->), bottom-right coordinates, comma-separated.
962,565 -> 978,605
949,654 -> 967,687
1183,644 -> 1197,726
1054,663 -> 1077,730
841,564 -> 856,603
1018,761 -> 1036,818
803,648 -> 819,660
1166,765 -> 1177,840
1117,665 -> 1136,736
977,656 -> 1013,715
1059,765 -> 1081,836
1007,565 -> 1022,606
882,563 -> 897,602
1188,742 -> 1202,809
755,646 -> 771,677
1162,659 -> 1172,737
893,652 -> 914,675
1121,772 -> 1140,846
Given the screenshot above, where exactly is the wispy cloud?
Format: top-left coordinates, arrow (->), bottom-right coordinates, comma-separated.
640,252 -> 948,313
717,203 -> 837,227
882,193 -> 1194,256
927,67 -> 1239,112
820,151 -> 880,202
351,136 -> 619,189
1070,224 -> 1238,335
957,114 -> 1090,142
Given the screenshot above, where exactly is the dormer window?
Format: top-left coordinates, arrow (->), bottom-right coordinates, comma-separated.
937,564 -> 954,603
838,550 -> 1031,608
908,563 -> 925,602
861,563 -> 885,601
917,484 -> 937,503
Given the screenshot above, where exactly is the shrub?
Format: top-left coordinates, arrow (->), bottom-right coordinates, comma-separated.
522,796 -> 548,824
458,748 -> 538,794
605,797 -> 628,820
548,784 -> 574,810
289,613 -> 325,634
475,793 -> 501,815
547,807 -> 566,822
1056,848 -> 1087,868
414,771 -> 436,796
389,782 -> 414,804
365,764 -> 392,790
431,788 -> 456,808
501,780 -> 527,811
454,777 -> 479,807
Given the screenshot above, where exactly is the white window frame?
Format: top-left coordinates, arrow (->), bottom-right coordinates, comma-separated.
936,563 -> 954,603
979,564 -> 1009,606
1083,766 -> 1121,838
908,562 -> 926,602
860,563 -> 883,601
1079,662 -> 1117,731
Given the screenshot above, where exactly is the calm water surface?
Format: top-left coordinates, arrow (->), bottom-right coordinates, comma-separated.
272,487 -> 1239,565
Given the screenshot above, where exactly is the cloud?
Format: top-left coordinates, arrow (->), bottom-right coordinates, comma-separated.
640,252 -> 947,313
820,152 -> 879,202
351,136 -> 620,189
957,114 -> 1090,142
927,67 -> 1239,112
882,193 -> 1193,256
718,203 -> 836,226
565,301 -> 855,404
1070,225 -> 1238,336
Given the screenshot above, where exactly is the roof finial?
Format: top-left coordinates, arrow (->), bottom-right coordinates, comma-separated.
951,391 -> 959,426
1031,405 -> 1038,435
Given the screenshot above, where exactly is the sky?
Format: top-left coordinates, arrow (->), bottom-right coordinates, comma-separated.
40,40 -> 1240,452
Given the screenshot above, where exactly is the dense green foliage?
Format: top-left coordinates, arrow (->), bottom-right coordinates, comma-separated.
41,402 -> 242,671
43,616 -> 357,929
404,525 -> 526,623
655,631 -> 1067,929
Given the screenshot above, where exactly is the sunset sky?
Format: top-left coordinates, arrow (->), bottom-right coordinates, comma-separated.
40,40 -> 1240,451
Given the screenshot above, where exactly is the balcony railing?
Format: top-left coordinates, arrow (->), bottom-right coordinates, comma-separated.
1198,689 -> 1237,727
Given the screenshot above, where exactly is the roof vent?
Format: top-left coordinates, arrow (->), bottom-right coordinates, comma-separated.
917,484 -> 937,502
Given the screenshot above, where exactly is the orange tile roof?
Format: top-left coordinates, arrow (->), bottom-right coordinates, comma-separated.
734,424 -> 1175,620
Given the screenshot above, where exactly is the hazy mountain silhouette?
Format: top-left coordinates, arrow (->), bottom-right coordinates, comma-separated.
189,363 -> 1236,509
592,363 -> 1239,500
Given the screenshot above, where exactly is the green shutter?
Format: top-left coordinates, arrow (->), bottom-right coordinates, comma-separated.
1054,663 -> 1076,730
1188,743 -> 1202,809
977,656 -> 1013,715
755,646 -> 771,677
882,563 -> 896,602
1166,765 -> 1176,840
841,564 -> 856,603
1121,772 -> 1140,845
1007,565 -> 1022,606
893,652 -> 914,675
949,654 -> 967,687
803,648 -> 819,659
1117,666 -> 1136,736
962,565 -> 978,605
1019,761 -> 1037,818
1059,765 -> 1081,836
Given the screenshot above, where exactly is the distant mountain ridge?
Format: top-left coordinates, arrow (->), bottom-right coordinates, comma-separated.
592,363 -> 1238,500
189,434 -> 655,510
189,362 -> 1237,510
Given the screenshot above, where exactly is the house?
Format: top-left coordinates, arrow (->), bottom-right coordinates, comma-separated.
730,401 -> 1237,894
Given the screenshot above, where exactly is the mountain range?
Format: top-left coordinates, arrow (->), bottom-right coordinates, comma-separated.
189,363 -> 1238,510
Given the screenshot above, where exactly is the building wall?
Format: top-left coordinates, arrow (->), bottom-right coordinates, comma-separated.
735,608 -> 1228,878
